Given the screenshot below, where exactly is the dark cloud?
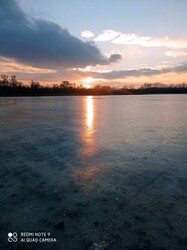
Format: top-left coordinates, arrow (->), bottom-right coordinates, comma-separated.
167,61 -> 187,73
0,0 -> 121,69
74,62 -> 187,79
108,54 -> 122,63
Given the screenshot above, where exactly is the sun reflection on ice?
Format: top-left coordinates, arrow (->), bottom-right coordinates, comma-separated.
73,96 -> 102,188
86,96 -> 94,129
79,96 -> 95,156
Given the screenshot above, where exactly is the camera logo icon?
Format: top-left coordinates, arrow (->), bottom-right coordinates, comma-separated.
8,232 -> 18,242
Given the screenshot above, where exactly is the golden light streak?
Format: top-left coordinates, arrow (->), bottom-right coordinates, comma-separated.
78,96 -> 95,157
86,96 -> 93,129
73,96 -> 99,187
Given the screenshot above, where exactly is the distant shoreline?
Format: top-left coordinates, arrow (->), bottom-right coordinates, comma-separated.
1,75 -> 187,96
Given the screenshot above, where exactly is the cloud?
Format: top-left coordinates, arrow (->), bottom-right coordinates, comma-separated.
3,60 -> 187,84
0,57 -> 55,74
94,29 -> 187,49
113,34 -> 187,49
108,54 -> 122,63
0,0 -> 121,69
94,30 -> 120,42
74,62 -> 187,80
171,61 -> 187,73
81,30 -> 95,38
165,50 -> 187,57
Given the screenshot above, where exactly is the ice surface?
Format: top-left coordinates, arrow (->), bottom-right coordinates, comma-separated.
0,95 -> 187,249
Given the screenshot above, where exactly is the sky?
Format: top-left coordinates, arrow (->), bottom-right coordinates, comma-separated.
0,0 -> 187,87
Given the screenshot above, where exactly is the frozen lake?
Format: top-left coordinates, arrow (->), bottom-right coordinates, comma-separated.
0,95 -> 187,250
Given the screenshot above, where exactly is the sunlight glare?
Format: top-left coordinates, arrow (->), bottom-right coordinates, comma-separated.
83,77 -> 94,84
82,77 -> 95,88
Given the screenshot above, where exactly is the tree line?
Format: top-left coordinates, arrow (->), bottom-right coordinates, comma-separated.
0,74 -> 187,96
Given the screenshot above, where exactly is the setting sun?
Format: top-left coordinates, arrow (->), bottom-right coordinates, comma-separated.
82,77 -> 95,88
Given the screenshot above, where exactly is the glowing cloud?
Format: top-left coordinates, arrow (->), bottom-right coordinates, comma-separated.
94,29 -> 120,42
0,57 -> 55,73
81,30 -> 95,38
113,33 -> 187,49
94,29 -> 187,49
165,50 -> 187,57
